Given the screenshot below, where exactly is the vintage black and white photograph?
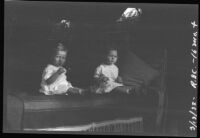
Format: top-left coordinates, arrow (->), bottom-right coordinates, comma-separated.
3,1 -> 198,136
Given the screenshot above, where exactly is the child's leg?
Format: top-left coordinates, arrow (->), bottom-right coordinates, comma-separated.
67,87 -> 81,94
67,87 -> 86,95
113,86 -> 143,95
113,86 -> 132,94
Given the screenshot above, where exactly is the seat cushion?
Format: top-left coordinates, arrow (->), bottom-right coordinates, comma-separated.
6,91 -> 159,130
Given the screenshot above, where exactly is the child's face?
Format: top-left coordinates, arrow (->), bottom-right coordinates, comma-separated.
53,50 -> 67,67
107,50 -> 118,65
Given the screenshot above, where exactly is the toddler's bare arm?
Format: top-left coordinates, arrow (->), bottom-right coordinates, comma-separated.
45,67 -> 66,85
116,76 -> 123,84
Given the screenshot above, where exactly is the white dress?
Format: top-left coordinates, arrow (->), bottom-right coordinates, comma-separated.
94,64 -> 123,93
39,64 -> 73,95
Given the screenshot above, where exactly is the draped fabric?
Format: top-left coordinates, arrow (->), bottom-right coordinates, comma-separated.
120,51 -> 160,86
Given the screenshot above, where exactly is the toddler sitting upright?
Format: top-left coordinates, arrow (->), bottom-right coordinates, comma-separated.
93,47 -> 132,94
39,43 -> 84,95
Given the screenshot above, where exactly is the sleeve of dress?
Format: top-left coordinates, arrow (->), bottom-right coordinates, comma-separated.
42,65 -> 55,81
115,65 -> 119,79
94,65 -> 102,78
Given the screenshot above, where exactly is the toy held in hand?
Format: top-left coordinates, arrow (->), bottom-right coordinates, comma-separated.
100,74 -> 109,83
57,67 -> 66,74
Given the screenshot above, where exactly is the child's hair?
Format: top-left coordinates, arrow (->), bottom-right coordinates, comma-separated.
105,47 -> 118,56
56,43 -> 67,52
52,43 -> 68,55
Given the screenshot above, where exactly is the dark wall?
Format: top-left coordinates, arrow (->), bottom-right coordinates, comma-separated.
4,2 -> 198,103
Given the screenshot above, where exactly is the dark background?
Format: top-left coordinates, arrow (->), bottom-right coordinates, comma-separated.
4,1 -> 198,135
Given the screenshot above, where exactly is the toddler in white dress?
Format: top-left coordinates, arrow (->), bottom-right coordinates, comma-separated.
39,43 -> 84,95
93,47 -> 132,94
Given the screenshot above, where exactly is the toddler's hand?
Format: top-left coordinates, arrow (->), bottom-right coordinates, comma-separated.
102,77 -> 109,82
116,76 -> 123,83
100,74 -> 109,82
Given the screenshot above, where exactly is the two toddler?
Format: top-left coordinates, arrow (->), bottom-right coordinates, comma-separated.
39,43 -> 132,95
